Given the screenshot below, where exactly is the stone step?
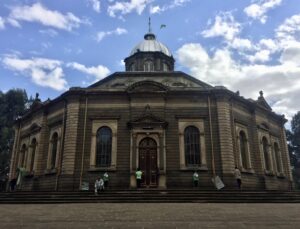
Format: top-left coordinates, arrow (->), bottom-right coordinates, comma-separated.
0,190 -> 300,203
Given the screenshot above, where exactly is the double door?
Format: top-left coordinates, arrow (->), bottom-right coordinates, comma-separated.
139,137 -> 158,187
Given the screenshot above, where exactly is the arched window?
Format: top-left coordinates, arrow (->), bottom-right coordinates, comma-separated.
96,127 -> 112,167
274,142 -> 281,173
163,63 -> 169,71
184,126 -> 201,166
30,138 -> 37,172
144,60 -> 154,72
239,131 -> 248,169
51,132 -> 58,169
262,137 -> 271,171
20,144 -> 26,168
129,63 -> 135,71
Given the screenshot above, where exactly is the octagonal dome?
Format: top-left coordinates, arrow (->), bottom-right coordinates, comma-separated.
130,33 -> 172,57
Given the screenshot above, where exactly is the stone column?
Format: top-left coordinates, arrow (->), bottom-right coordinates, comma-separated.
216,94 -> 235,180
35,113 -> 48,176
61,97 -> 80,175
130,133 -> 137,188
158,132 -> 166,188
9,124 -> 20,180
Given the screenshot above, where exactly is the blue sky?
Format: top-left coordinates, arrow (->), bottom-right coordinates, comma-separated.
0,0 -> 300,123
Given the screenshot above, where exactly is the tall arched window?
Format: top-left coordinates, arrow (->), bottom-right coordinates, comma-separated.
30,138 -> 37,172
239,131 -> 248,169
274,142 -> 281,173
163,63 -> 169,71
144,60 -> 154,72
20,144 -> 26,168
184,126 -> 201,166
262,137 -> 271,171
96,127 -> 112,167
129,63 -> 135,71
51,132 -> 58,169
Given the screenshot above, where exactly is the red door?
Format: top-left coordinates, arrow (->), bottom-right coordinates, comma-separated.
139,138 -> 158,187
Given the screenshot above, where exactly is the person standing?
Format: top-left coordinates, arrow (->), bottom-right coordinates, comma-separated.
94,177 -> 104,195
193,171 -> 199,187
135,168 -> 143,188
234,167 -> 242,190
103,172 -> 109,188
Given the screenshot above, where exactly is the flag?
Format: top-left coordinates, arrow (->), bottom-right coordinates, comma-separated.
160,24 -> 166,29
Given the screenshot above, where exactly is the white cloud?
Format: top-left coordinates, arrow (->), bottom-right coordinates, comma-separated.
39,29 -> 58,37
231,38 -> 253,50
150,0 -> 190,14
279,44 -> 300,66
244,0 -> 282,24
88,0 -> 101,13
258,39 -> 277,52
150,5 -> 161,14
176,43 -> 300,122
276,14 -> 300,47
6,18 -> 21,28
247,50 -> 271,63
201,12 -> 241,41
0,17 -> 5,29
108,0 -> 152,17
2,56 -> 67,91
67,62 -> 110,81
8,3 -> 86,31
96,27 -> 127,42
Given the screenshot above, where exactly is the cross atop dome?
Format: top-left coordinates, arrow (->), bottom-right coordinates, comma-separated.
124,19 -> 175,72
144,17 -> 156,40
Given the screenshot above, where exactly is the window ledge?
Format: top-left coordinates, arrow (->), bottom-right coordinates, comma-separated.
276,172 -> 285,178
264,170 -> 275,176
241,168 -> 255,174
88,166 -> 116,172
44,169 -> 57,175
24,172 -> 35,178
180,164 -> 208,171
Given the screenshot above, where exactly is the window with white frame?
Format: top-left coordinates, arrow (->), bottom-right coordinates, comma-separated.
178,119 -> 207,170
90,120 -> 117,170
96,126 -> 112,167
184,126 -> 201,166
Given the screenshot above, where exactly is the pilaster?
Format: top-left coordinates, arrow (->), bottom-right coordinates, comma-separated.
216,94 -> 235,175
62,97 -> 80,175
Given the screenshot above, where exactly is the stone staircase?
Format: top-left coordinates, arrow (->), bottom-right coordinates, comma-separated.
1,190 -> 300,204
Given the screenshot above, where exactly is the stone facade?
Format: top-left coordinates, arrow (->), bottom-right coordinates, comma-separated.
9,32 -> 293,191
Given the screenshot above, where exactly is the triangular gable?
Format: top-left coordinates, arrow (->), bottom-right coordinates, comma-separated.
256,91 -> 272,111
87,71 -> 213,90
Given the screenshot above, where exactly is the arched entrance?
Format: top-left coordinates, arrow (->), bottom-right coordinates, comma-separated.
139,137 -> 158,187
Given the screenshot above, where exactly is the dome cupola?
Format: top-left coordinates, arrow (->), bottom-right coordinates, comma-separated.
124,18 -> 175,72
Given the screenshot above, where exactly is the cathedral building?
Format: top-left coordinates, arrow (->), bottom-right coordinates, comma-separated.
9,27 -> 293,191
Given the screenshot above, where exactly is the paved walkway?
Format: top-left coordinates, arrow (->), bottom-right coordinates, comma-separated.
0,203 -> 300,228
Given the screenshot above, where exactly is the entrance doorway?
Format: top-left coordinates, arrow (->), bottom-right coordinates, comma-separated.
139,137 -> 158,187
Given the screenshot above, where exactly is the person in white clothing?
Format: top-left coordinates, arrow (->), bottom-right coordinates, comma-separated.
234,167 -> 242,190
95,177 -> 104,194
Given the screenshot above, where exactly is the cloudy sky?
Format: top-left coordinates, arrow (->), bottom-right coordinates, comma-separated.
0,0 -> 300,124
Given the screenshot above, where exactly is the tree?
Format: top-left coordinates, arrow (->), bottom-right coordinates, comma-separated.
291,112 -> 300,158
287,111 -> 300,189
0,89 -> 28,176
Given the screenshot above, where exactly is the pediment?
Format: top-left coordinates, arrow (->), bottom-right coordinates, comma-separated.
128,106 -> 168,129
30,123 -> 41,132
126,81 -> 168,93
256,97 -> 272,111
